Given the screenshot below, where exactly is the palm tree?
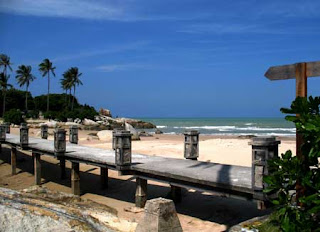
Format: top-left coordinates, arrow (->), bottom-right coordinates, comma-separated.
39,58 -> 56,112
16,65 -> 36,111
0,54 -> 13,76
0,73 -> 13,116
68,67 -> 83,111
60,70 -> 73,109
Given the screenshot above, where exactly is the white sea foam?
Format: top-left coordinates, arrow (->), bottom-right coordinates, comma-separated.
173,126 -> 236,130
156,125 -> 167,128
171,125 -> 295,133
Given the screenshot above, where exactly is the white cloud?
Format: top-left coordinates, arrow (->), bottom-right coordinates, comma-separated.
96,63 -> 151,72
51,41 -> 149,63
0,0 -> 126,20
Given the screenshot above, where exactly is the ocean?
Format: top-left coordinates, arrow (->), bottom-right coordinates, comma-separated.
138,118 -> 296,137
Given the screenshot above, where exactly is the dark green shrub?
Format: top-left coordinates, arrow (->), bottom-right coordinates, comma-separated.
0,88 -> 34,115
3,109 -> 24,125
264,96 -> 320,232
43,111 -> 60,120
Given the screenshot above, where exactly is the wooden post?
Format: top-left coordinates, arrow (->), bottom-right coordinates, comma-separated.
11,147 -> 17,175
33,152 -> 41,185
100,167 -> 108,189
295,62 -> 307,202
135,178 -> 147,208
71,162 -> 80,196
60,158 -> 66,179
170,185 -> 182,203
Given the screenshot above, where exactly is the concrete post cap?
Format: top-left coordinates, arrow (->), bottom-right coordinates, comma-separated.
249,136 -> 281,146
184,130 -> 200,135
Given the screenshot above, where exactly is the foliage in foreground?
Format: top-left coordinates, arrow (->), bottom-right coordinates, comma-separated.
264,96 -> 320,232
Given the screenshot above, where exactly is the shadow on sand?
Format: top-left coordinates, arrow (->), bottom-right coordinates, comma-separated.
0,146 -> 269,230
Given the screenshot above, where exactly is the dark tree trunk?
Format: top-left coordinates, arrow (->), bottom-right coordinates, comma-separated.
47,72 -> 50,112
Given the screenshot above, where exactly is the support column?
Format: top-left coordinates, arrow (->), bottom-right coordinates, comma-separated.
11,147 -> 17,175
135,178 -> 147,208
71,162 -> 80,196
100,167 -> 108,189
60,158 -> 66,179
33,152 -> 41,185
170,185 -> 182,203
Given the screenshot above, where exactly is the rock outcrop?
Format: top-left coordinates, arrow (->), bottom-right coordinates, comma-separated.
99,108 -> 112,117
97,130 -> 113,141
125,123 -> 140,141
0,186 -> 136,232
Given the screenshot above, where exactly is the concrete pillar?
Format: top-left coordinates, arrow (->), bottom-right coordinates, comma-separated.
0,125 -> 6,154
0,124 -> 6,142
250,136 -> 280,209
60,158 -> 66,179
114,130 -> 132,170
184,130 -> 200,160
4,122 -> 10,134
71,162 -> 80,196
135,177 -> 147,208
11,147 -> 17,175
100,167 -> 108,189
33,152 -> 41,185
54,128 -> 66,157
41,124 -> 48,139
20,123 -> 29,149
69,125 -> 78,144
135,198 -> 183,232
170,185 -> 182,203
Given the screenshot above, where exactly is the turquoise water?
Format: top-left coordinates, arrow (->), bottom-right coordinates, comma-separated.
137,118 -> 296,136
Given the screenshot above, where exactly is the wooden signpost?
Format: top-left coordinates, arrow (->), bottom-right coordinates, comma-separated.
265,61 -> 320,201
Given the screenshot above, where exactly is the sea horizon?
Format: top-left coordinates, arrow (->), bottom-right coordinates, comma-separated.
133,117 -> 296,137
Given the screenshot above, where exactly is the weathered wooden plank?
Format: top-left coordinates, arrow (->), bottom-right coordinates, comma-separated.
265,61 -> 320,80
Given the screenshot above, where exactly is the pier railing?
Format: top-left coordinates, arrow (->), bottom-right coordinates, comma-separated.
0,124 -> 279,209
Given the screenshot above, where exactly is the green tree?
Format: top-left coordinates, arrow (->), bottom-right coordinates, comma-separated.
16,65 -> 36,111
0,54 -> 13,77
68,67 -> 82,111
39,58 -> 56,112
0,73 -> 13,116
60,69 -> 73,109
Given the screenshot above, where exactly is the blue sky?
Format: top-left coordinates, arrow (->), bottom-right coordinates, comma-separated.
1,0 -> 320,117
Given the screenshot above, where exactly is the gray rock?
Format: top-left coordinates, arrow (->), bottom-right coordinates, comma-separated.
155,129 -> 163,134
125,122 -> 140,140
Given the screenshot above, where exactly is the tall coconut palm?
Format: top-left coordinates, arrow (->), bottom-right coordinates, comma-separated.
39,58 -> 56,112
60,70 -> 73,109
68,67 -> 82,111
0,54 -> 13,76
16,65 -> 36,111
0,72 -> 13,116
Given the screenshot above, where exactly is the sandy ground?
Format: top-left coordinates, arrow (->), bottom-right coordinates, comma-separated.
0,128 -> 296,232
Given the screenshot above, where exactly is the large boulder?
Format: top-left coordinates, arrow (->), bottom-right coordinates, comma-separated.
125,123 -> 140,141
99,108 -> 112,117
40,120 -> 58,128
65,122 -> 81,126
97,130 -> 113,141
83,118 -> 99,126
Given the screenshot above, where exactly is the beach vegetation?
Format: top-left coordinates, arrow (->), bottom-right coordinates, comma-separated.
3,109 -> 24,125
38,58 -> 56,112
263,96 -> 320,232
15,65 -> 36,111
0,73 -> 13,116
